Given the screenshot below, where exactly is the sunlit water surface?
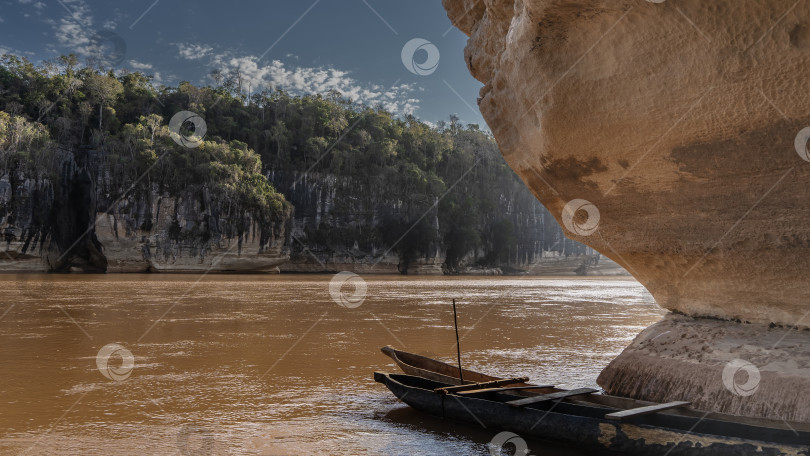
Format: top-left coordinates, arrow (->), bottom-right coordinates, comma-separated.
0,274 -> 664,455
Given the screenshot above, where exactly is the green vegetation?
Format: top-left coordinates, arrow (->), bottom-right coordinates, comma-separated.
0,54 -> 289,232
0,54 -> 587,269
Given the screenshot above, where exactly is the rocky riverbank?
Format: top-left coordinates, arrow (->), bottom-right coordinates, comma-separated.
443,0 -> 810,420
598,313 -> 810,422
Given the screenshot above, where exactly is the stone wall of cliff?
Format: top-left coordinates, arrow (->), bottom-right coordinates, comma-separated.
442,0 -> 810,421
0,134 -> 612,277
443,0 -> 810,325
1,146 -> 289,273
269,169 -> 614,275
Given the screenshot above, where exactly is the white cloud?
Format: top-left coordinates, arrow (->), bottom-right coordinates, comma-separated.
176,43 -> 213,61
128,60 -> 153,71
149,71 -> 177,86
0,46 -> 33,57
47,1 -> 127,66
213,55 -> 421,116
52,0 -> 96,55
0,16 -> 4,23
55,20 -> 93,53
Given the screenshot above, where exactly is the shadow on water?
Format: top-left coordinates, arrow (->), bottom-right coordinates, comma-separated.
379,405 -> 600,456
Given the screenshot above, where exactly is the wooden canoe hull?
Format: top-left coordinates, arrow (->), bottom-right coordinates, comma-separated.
375,373 -> 810,456
380,345 -> 505,385
380,346 -> 810,434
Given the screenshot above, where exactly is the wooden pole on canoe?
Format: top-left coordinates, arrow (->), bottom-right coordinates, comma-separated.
453,299 -> 464,384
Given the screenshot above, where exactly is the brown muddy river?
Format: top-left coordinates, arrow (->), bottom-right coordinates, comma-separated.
0,274 -> 664,455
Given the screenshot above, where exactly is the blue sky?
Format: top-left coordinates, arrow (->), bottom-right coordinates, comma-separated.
0,0 -> 487,127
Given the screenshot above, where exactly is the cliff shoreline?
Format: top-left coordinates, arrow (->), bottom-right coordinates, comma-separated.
0,250 -> 626,276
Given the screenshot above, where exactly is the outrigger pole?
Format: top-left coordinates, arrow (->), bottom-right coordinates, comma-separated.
452,299 -> 464,384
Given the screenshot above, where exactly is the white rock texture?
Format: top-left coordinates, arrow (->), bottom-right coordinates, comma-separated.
443,0 -> 810,419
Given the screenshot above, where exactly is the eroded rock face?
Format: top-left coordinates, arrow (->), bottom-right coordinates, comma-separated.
598,314 -> 810,422
96,193 -> 288,273
444,0 -> 810,419
444,0 -> 810,325
267,170 -> 611,275
0,149 -> 289,273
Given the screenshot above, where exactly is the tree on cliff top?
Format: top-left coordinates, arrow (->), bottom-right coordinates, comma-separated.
83,71 -> 123,133
0,54 -> 589,267
0,56 -> 290,238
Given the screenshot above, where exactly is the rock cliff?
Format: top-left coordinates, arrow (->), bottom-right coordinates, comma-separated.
268,169 -> 616,275
0,59 -> 623,278
1,147 -> 288,273
443,0 -> 810,420
95,191 -> 287,273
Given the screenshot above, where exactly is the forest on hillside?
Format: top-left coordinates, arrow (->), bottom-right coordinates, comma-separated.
0,54 -> 591,273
